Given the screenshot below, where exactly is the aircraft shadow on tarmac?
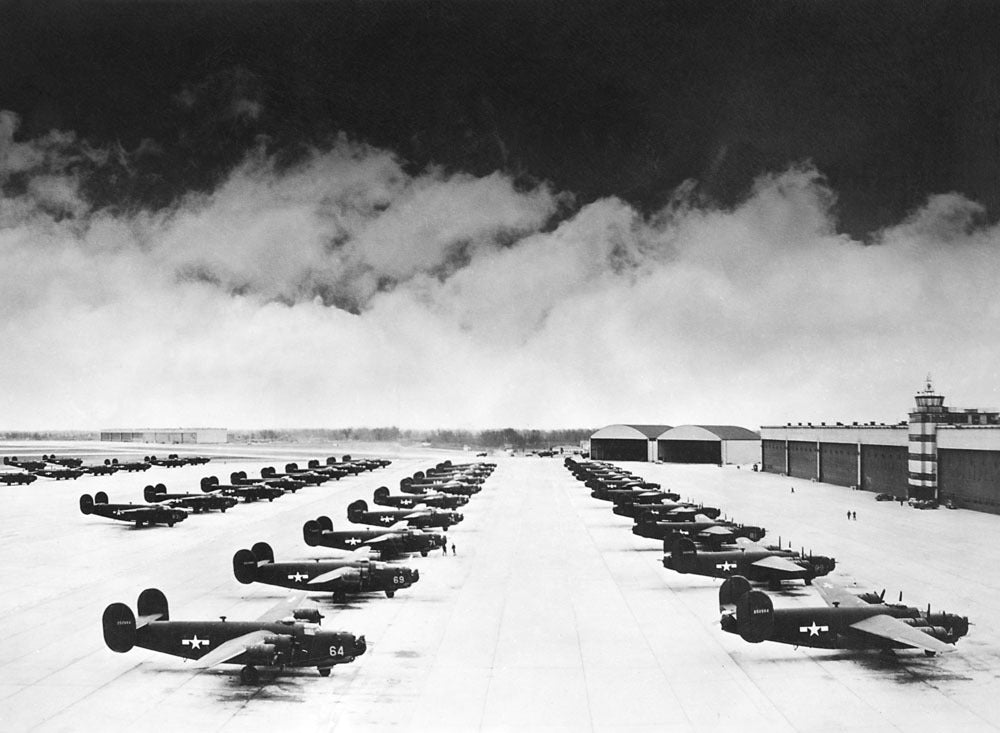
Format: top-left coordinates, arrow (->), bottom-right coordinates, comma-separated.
732,649 -> 973,683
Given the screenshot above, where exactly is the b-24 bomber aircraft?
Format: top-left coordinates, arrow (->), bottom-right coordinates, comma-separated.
0,470 -> 37,485
145,483 -> 238,513
231,470 -> 306,493
202,475 -> 285,502
234,541 -> 419,603
41,454 -> 84,468
373,485 -> 469,510
663,537 -> 836,588
110,458 -> 152,472
80,491 -> 188,527
400,476 -> 480,496
33,467 -> 85,480
304,515 -> 446,559
718,575 -> 969,656
103,588 -> 365,684
146,454 -> 191,468
632,514 -> 766,547
348,499 -> 464,531
3,456 -> 47,471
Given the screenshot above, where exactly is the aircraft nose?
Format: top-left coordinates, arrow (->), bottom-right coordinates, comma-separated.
662,556 -> 673,570
355,635 -> 367,655
412,568 -> 420,582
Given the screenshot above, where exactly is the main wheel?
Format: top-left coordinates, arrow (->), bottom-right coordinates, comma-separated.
318,667 -> 331,677
240,665 -> 259,685
385,590 -> 395,598
420,550 -> 428,557
924,650 -> 936,657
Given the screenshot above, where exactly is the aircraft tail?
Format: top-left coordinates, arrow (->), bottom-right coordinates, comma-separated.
233,549 -> 258,583
735,589 -> 774,643
251,541 -> 275,564
95,491 -> 109,504
79,494 -> 94,514
285,462 -> 298,473
143,484 -> 167,502
317,515 -> 334,532
137,588 -> 169,622
303,520 -> 322,546
669,538 -> 699,573
200,476 -> 220,492
347,499 -> 368,520
102,603 -> 136,652
719,575 -> 753,612
373,486 -> 390,504
261,466 -> 277,478
230,471 -> 247,484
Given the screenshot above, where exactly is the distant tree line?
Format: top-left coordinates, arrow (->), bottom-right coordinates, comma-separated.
230,427 -> 593,449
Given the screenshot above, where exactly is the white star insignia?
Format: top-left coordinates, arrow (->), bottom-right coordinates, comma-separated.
346,537 -> 361,546
799,621 -> 829,636
182,635 -> 210,650
716,561 -> 736,572
380,515 -> 393,523
288,572 -> 308,582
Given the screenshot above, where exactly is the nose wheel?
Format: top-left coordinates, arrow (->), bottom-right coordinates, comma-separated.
318,667 -> 332,677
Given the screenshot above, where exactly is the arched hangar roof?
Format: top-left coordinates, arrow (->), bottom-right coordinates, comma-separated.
657,425 -> 760,441
591,424 -> 672,440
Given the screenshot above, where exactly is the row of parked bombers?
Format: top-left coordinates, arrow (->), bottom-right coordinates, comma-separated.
78,456 -> 390,526
566,458 -> 970,658
0,453 -> 210,483
99,458 -> 496,684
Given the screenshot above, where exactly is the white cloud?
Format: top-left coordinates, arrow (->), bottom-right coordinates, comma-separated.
2,124 -> 1000,430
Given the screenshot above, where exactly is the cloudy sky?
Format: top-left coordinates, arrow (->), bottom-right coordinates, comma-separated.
2,0 -> 999,431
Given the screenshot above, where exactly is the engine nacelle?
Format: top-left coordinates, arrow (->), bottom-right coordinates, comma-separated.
293,608 -> 324,624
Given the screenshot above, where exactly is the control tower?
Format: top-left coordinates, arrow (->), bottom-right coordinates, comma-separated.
908,377 -> 945,501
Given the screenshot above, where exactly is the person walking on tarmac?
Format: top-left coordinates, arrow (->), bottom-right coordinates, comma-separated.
451,542 -> 456,556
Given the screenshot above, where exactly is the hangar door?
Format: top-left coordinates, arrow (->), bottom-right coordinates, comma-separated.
859,445 -> 908,496
658,440 -> 721,464
939,449 -> 1000,513
761,440 -> 785,473
787,441 -> 817,480
819,443 -> 857,487
590,439 -> 647,462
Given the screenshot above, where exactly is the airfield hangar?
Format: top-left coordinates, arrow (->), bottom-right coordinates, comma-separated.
99,428 -> 228,444
759,381 -> 1000,514
589,424 -> 761,464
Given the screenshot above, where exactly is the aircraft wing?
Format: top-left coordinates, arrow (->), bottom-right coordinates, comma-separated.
749,555 -> 806,577
849,614 -> 956,654
814,579 -> 869,609
387,521 -> 409,531
403,510 -> 431,519
112,507 -> 158,520
308,566 -> 356,585
365,533 -> 397,544
699,526 -> 733,536
254,593 -> 307,622
193,629 -> 273,668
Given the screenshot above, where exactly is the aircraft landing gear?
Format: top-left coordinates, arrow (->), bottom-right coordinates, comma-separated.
924,650 -> 937,657
240,665 -> 260,685
385,590 -> 395,598
318,667 -> 331,677
333,591 -> 348,604
420,550 -> 428,557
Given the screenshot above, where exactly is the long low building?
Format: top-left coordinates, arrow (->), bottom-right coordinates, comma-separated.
99,428 -> 228,444
590,424 -> 760,464
760,382 -> 1000,514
